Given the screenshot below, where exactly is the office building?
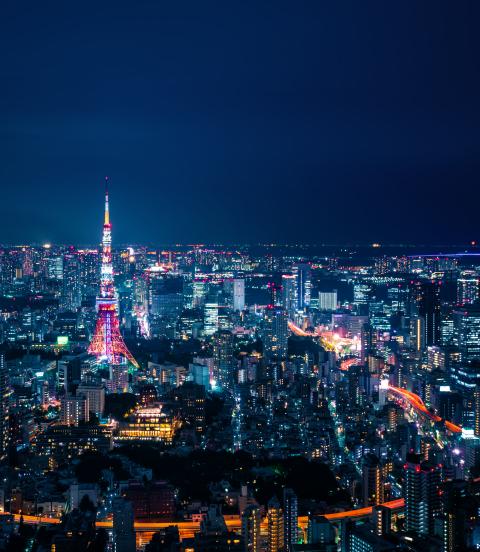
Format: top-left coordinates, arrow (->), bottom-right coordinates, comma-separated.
113,497 -> 136,552
224,278 -> 245,312
404,453 -> 441,536
263,306 -> 288,361
242,505 -> 261,552
267,496 -> 284,552
282,275 -> 297,318
453,304 -> 480,363
283,488 -> 298,551
318,290 -> 337,312
457,270 -> 479,305
61,395 -> 89,426
293,263 -> 311,309
362,453 -> 384,506
0,355 -> 9,462
212,330 -> 236,391
306,515 -> 336,550
77,383 -> 105,417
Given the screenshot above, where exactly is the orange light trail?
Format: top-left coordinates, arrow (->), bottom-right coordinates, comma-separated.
388,386 -> 462,433
3,499 -> 404,535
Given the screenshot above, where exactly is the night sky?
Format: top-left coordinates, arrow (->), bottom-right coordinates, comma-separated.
1,1 -> 480,245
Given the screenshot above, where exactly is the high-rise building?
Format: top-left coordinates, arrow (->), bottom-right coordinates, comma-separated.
441,480 -> 473,552
457,270 -> 479,305
88,180 -> 139,383
353,282 -> 373,306
410,315 -> 425,352
79,249 -> 99,301
282,275 -> 297,318
427,346 -> 446,372
61,395 -> 89,426
204,290 -> 220,336
293,263 -> 311,309
77,383 -> 105,417
241,505 -> 261,552
318,290 -> 337,312
372,505 -> 392,537
267,496 -> 284,552
192,278 -> 208,308
47,256 -> 63,280
189,362 -> 210,389
453,304 -> 480,363
362,453 -> 384,506
112,497 -> 136,552
212,330 -> 236,391
475,386 -> 480,437
147,268 -> 184,319
268,281 -> 282,307
61,251 -> 81,310
172,382 -> 206,433
412,280 -> 441,347
283,488 -> 298,551
224,278 -> 245,312
263,306 -> 288,361
403,453 -> 442,536
0,355 -> 9,462
306,515 -> 336,550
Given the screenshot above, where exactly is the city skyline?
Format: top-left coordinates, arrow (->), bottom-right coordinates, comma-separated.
2,3 -> 480,552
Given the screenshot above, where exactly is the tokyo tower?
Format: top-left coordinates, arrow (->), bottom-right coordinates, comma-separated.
88,178 -> 139,370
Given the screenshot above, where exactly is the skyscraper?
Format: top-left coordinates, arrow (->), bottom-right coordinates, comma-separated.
60,395 -> 89,426
0,355 -> 9,462
475,385 -> 480,437
453,304 -> 480,363
204,289 -> 220,336
241,504 -> 261,552
403,453 -> 442,536
362,453 -> 384,506
88,180 -> 139,387
112,497 -> 136,552
442,480 -> 473,552
283,488 -> 298,551
61,250 -> 81,311
412,280 -> 441,347
293,263 -> 311,309
457,270 -> 479,305
263,306 -> 288,361
267,496 -> 284,552
224,278 -> 245,312
212,330 -> 236,391
282,275 -> 297,318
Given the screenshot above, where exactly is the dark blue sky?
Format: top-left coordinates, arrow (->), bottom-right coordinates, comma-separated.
1,1 -> 480,245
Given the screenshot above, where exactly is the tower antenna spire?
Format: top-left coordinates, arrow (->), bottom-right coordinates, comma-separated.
104,176 -> 110,226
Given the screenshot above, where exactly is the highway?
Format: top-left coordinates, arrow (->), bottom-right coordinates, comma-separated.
388,385 -> 462,433
2,499 -> 404,536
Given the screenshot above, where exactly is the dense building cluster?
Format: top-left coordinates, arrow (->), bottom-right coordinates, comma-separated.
0,194 -> 479,551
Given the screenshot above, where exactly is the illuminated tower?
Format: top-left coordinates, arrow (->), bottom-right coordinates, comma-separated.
88,179 -> 138,390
